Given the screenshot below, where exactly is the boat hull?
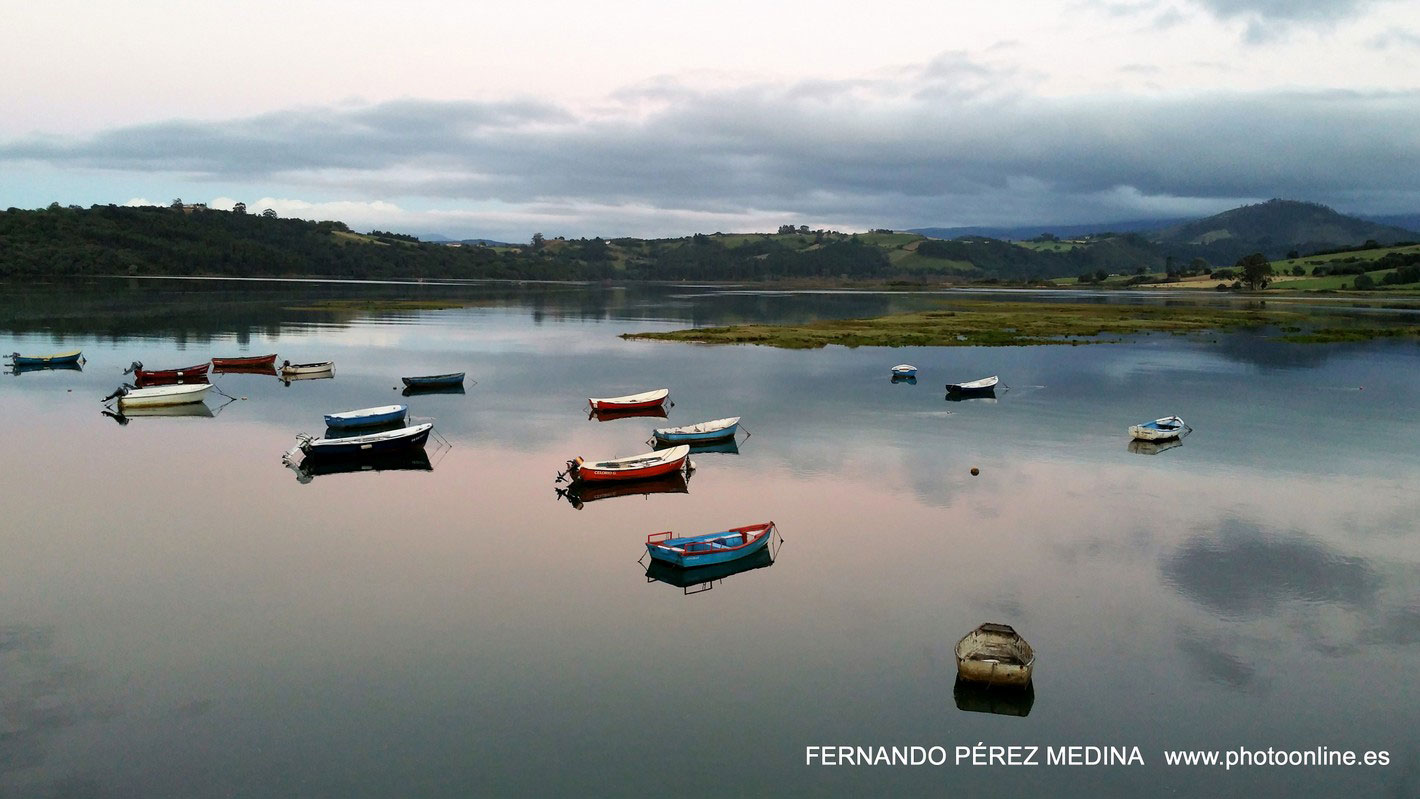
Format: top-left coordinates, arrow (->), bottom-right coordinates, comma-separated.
212,354 -> 278,367
646,522 -> 775,569
281,361 -> 334,376
303,423 -> 432,457
10,349 -> 83,365
588,388 -> 669,411
652,417 -> 739,443
955,623 -> 1035,687
645,546 -> 775,590
117,384 -> 212,408
947,375 -> 999,394
133,363 -> 211,382
1129,416 -> 1187,441
323,404 -> 408,429
402,372 -> 465,387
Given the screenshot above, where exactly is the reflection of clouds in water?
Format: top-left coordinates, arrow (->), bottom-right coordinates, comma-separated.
0,625 -> 111,795
1161,517 -> 1380,620
1175,626 -> 1261,691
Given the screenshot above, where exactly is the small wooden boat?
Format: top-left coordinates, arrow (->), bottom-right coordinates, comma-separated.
891,364 -> 918,377
280,360 -> 334,376
110,383 -> 212,409
285,423 -> 433,460
946,375 -> 999,395
565,444 -> 690,483
652,416 -> 739,444
8,349 -> 83,366
955,623 -> 1035,687
323,404 -> 408,430
402,372 -> 465,388
126,361 -> 212,381
646,521 -> 776,569
212,353 -> 278,368
588,388 -> 669,412
645,546 -> 775,594
1128,415 -> 1188,441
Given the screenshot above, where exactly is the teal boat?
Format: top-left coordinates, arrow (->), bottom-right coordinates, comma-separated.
8,349 -> 83,366
646,521 -> 776,568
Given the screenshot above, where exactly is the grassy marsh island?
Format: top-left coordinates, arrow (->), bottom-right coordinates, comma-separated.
622,300 -> 1420,348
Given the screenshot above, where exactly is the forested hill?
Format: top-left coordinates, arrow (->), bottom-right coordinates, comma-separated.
1,201 -> 1415,283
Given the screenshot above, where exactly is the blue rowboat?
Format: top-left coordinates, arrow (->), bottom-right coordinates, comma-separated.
645,545 -> 775,593
323,404 -> 408,429
891,363 -> 918,377
286,423 -> 433,460
646,521 -> 776,569
9,349 -> 83,366
402,372 -> 465,388
652,416 -> 739,444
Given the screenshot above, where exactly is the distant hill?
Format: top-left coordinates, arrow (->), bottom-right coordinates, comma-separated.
1150,199 -> 1419,263
909,218 -> 1187,241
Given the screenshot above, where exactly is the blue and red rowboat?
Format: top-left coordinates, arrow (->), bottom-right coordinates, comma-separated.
588,388 -> 669,412
566,444 -> 689,483
652,416 -> 739,444
646,521 -> 776,568
891,364 -> 918,377
323,404 -> 408,430
9,349 -> 83,366
211,353 -> 277,368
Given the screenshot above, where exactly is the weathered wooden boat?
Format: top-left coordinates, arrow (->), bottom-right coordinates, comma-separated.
1128,415 -> 1188,441
645,546 -> 775,594
287,449 -> 433,484
284,423 -> 433,460
565,444 -> 690,483
109,383 -> 212,409
652,416 -> 739,444
558,470 -> 689,509
401,372 -> 465,388
126,361 -> 212,382
589,405 -> 667,422
8,349 -> 83,366
323,404 -> 408,430
280,360 -> 335,376
646,521 -> 776,569
891,364 -> 918,377
946,375 -> 999,395
955,623 -> 1035,687
952,675 -> 1035,717
211,353 -> 278,368
1128,437 -> 1184,455
588,387 -> 669,412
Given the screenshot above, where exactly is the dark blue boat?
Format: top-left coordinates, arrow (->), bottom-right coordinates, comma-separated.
401,372 -> 465,388
285,423 -> 433,460
323,404 -> 408,430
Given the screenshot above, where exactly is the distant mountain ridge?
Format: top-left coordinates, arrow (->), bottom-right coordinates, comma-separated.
908,218 -> 1188,241
1150,199 -> 1418,262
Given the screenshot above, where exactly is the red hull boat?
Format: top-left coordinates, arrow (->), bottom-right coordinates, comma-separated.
128,362 -> 211,384
565,444 -> 690,483
211,353 -> 278,368
587,388 -> 670,412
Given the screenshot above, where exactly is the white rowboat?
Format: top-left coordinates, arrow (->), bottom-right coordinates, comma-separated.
116,383 -> 212,409
1128,415 -> 1188,441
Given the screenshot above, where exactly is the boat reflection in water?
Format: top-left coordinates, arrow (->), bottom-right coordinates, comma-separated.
8,361 -> 84,375
212,363 -> 279,377
644,543 -> 778,596
952,675 -> 1035,717
1128,436 -> 1186,455
945,390 -> 996,403
651,437 -> 741,456
588,405 -> 668,423
402,383 -> 466,397
557,470 -> 689,509
890,375 -> 917,385
286,449 -> 434,484
103,402 -> 217,425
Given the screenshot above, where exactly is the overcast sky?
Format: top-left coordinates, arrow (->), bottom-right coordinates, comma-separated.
2,0 -> 1418,240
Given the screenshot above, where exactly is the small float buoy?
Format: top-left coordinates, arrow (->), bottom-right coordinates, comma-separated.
240,396 -> 248,400
970,467 -> 980,476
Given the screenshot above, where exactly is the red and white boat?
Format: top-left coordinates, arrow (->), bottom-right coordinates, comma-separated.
212,353 -> 278,368
587,388 -> 669,412
565,444 -> 690,483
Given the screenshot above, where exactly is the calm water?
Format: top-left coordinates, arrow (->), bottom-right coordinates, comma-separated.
3,279 -> 1418,797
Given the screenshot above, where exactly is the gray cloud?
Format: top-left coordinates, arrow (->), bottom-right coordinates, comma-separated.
1161,518 -> 1381,619
3,68 -> 1419,233
1192,0 -> 1382,22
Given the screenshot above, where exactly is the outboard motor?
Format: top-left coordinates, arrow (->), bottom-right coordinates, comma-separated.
102,384 -> 131,403
123,360 -> 143,375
